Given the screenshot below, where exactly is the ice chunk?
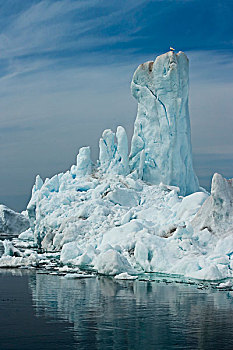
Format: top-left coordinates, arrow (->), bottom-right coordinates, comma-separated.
100,220 -> 144,248
2,239 -> 23,257
106,187 -> 140,207
94,249 -> 136,275
76,146 -> 92,178
99,127 -> 129,175
0,256 -> 29,268
176,192 -> 209,221
99,129 -> 115,170
115,272 -> 138,280
18,228 -> 34,241
129,51 -> 199,195
192,228 -> 212,247
0,252 -> 38,268
191,173 -> 233,234
121,209 -> 134,225
112,126 -> 129,175
60,241 -> 83,264
217,280 -> 233,289
44,175 -> 60,193
64,273 -> 95,279
27,175 -> 44,232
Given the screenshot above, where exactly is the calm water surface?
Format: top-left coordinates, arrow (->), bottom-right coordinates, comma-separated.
1,268 -> 233,350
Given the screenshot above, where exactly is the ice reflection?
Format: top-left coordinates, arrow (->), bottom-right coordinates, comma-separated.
0,267 -> 26,276
29,274 -> 233,349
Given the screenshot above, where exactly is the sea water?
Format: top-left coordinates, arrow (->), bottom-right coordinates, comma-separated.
1,269 -> 233,350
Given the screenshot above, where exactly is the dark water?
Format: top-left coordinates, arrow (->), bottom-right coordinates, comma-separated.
1,270 -> 233,350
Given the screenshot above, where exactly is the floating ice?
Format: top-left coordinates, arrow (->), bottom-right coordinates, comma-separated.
0,241 -> 38,267
63,273 -> 95,279
115,272 -> 138,280
217,280 -> 233,289
1,51 -> 233,283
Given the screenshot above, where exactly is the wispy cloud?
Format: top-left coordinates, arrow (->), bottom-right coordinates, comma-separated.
0,0 -> 233,211
0,0 -> 146,60
0,0 -> 149,91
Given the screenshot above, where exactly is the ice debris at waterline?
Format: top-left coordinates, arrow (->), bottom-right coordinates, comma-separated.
0,51 -> 232,283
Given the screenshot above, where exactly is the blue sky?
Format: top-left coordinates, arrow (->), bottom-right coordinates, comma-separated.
0,0 -> 233,211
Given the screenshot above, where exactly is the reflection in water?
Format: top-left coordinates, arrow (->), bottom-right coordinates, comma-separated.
29,274 -> 233,350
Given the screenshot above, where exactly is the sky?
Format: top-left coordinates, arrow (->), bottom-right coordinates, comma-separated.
0,0 -> 233,211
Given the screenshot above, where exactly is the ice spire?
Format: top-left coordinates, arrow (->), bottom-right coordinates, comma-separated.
129,51 -> 199,195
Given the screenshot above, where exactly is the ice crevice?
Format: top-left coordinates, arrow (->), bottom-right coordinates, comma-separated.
147,87 -> 170,129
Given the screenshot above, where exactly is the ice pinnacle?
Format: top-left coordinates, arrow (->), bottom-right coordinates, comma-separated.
129,51 -> 199,195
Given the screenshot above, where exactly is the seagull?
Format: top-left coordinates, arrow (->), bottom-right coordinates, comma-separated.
170,47 -> 175,51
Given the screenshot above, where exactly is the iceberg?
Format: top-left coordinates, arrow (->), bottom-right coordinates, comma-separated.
0,204 -> 29,235
2,50 -> 233,283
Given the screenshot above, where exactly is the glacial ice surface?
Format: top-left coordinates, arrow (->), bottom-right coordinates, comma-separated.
0,51 -> 232,283
130,51 -> 199,195
4,168 -> 231,282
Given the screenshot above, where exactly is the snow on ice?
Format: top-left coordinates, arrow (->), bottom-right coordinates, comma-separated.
0,51 -> 232,283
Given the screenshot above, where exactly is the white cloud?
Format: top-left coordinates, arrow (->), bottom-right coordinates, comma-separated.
0,2 -> 232,210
